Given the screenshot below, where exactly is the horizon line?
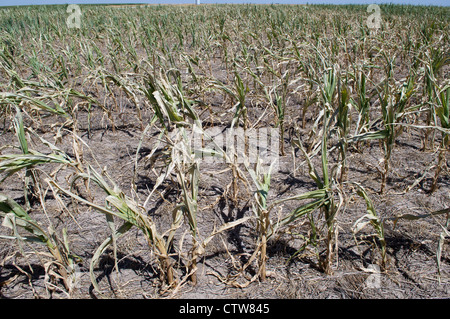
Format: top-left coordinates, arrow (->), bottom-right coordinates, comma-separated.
1,2 -> 449,6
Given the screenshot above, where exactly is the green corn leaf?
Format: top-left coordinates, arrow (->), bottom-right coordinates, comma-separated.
0,152 -> 73,182
352,183 -> 384,241
269,198 -> 326,238
0,194 -> 49,243
270,189 -> 327,208
347,129 -> 389,144
0,92 -> 67,116
0,193 -> 31,221
436,86 -> 449,129
12,106 -> 28,155
89,221 -> 133,297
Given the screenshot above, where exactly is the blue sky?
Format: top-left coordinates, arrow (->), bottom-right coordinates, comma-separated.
0,0 -> 448,6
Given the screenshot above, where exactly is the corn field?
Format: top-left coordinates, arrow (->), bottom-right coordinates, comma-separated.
0,4 -> 449,299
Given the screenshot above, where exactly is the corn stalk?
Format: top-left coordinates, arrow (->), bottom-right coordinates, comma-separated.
49,166 -> 178,291
430,85 -> 449,193
0,194 -> 80,294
